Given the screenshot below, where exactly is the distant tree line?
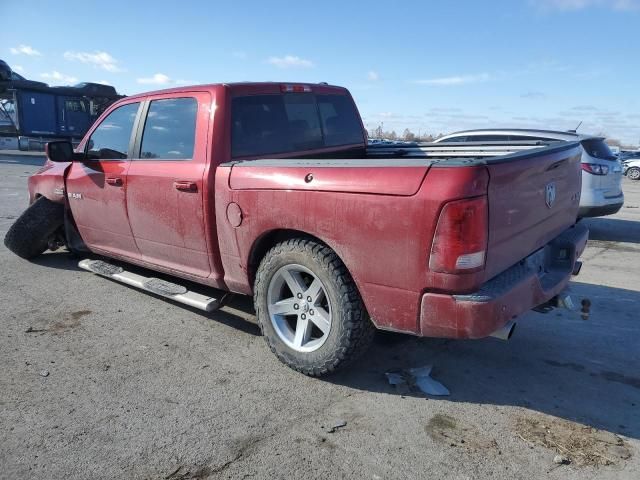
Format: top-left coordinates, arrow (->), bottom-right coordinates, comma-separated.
369,126 -> 636,148
368,126 -> 444,142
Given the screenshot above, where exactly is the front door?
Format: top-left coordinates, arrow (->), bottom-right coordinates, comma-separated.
125,93 -> 211,278
65,101 -> 141,258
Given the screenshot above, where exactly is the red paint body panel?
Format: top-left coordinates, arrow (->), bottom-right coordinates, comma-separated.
219,165 -> 499,333
420,224 -> 589,338
229,165 -> 429,196
28,160 -> 70,204
66,159 -> 138,258
26,82 -> 586,339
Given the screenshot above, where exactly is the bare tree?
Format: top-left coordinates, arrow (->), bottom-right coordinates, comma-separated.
402,128 -> 416,142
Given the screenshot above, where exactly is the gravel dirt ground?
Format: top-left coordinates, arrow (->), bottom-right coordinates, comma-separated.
1,152 -> 638,479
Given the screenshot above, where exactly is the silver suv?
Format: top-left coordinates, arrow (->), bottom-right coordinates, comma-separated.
435,129 -> 624,218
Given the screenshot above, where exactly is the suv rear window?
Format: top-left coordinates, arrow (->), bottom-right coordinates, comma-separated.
581,139 -> 617,160
231,93 -> 363,157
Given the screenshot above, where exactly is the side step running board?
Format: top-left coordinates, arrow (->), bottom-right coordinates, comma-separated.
78,259 -> 221,312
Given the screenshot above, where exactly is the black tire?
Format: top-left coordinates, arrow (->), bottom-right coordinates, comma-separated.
627,167 -> 640,181
4,197 -> 65,259
254,238 -> 375,376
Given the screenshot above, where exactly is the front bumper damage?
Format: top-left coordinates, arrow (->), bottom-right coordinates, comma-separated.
419,223 -> 589,339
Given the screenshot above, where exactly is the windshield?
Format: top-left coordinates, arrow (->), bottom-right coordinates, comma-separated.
581,139 -> 617,161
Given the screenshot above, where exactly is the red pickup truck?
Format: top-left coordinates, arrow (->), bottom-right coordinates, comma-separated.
4,82 -> 588,376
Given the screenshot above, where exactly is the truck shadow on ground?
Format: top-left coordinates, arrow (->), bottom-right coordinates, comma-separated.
31,252 -> 639,440
583,217 -> 640,244
31,252 -> 262,337
327,280 -> 640,440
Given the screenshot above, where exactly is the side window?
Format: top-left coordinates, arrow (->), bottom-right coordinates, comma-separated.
469,135 -> 507,142
508,135 -> 548,142
441,136 -> 466,143
139,98 -> 197,160
65,99 -> 86,113
87,102 -> 140,160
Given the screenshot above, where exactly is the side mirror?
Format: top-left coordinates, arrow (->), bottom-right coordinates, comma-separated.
45,141 -> 75,162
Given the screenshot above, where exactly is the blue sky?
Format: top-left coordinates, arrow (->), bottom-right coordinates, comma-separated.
3,0 -> 640,144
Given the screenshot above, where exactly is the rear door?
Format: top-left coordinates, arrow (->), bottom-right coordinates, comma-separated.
125,93 -> 211,278
66,100 -> 142,258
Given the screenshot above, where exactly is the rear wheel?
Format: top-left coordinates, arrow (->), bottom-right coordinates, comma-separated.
627,167 -> 640,180
254,238 -> 375,376
4,197 -> 64,259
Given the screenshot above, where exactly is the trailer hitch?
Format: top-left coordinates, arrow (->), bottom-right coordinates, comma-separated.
533,289 -> 591,320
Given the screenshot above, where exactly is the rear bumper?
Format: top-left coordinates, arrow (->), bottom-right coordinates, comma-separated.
579,188 -> 624,218
578,201 -> 623,218
419,223 -> 589,339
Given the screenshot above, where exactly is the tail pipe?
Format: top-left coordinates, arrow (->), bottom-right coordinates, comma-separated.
489,320 -> 516,341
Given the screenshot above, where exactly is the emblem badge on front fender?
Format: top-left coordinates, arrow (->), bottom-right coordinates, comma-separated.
545,183 -> 556,208
67,192 -> 83,200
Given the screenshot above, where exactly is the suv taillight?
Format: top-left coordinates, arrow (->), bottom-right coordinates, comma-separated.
429,196 -> 488,274
581,163 -> 609,175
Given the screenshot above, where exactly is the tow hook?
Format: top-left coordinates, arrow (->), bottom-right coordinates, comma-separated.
580,298 -> 591,320
555,290 -> 591,320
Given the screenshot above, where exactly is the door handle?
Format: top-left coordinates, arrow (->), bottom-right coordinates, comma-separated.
106,176 -> 123,186
174,181 -> 198,192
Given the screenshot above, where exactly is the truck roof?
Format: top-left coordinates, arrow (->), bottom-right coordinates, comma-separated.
124,82 -> 348,100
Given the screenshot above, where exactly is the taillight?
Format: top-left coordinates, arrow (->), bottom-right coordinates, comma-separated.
280,84 -> 312,93
581,163 -> 609,175
429,196 -> 488,274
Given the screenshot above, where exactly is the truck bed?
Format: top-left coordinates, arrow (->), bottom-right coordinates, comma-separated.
225,140 -> 578,167
225,140 -> 583,285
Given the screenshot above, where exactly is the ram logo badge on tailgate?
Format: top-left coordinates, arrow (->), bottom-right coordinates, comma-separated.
545,183 -> 556,208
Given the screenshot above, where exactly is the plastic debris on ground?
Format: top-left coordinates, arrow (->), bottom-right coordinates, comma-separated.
385,364 -> 450,396
327,420 -> 347,433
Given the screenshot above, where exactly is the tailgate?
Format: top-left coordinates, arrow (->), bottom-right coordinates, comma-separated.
484,143 -> 582,280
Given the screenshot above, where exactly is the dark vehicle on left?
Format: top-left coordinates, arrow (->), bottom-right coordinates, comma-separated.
0,59 -> 123,151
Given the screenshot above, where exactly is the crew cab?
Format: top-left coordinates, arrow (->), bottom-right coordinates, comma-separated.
4,82 -> 588,376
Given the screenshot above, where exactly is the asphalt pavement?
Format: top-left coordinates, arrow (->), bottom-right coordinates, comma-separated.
1,152 -> 638,479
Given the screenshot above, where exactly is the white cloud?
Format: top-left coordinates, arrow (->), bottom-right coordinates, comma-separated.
266,55 -> 314,69
93,80 -> 111,85
137,73 -> 172,85
531,0 -> 639,10
12,65 -> 24,73
412,73 -> 491,86
367,71 -> 379,81
63,51 -> 121,72
10,45 -> 41,56
40,71 -> 78,84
